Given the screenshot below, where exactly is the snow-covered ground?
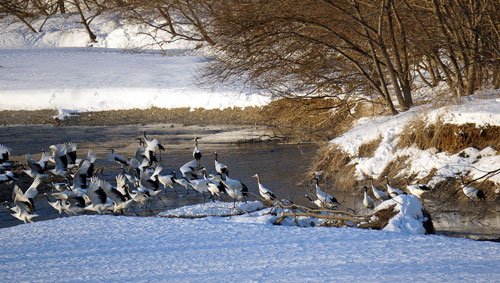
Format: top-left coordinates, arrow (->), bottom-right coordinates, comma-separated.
1,209 -> 499,282
0,13 -> 271,113
331,92 -> 500,186
0,48 -> 271,112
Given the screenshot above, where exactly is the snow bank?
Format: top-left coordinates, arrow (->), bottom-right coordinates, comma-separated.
373,195 -> 428,234
330,95 -> 500,184
1,215 -> 499,282
0,48 -> 271,111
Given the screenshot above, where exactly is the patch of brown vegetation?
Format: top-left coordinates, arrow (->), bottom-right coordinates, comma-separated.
0,110 -> 58,125
309,145 -> 357,192
357,204 -> 398,230
358,135 -> 382,158
263,98 -> 360,142
375,155 -> 410,187
399,117 -> 500,154
60,107 -> 267,127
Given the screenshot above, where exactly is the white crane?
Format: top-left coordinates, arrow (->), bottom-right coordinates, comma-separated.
369,179 -> 389,201
65,142 -> 78,168
180,159 -> 204,180
305,194 -> 323,209
193,137 -> 202,162
188,168 -> 212,195
84,177 -> 112,214
384,176 -> 405,198
362,186 -> 375,209
106,149 -> 129,166
462,185 -> 485,200
49,143 -> 68,177
207,175 -> 226,201
406,183 -> 431,198
142,131 -> 165,166
23,177 -> 42,210
214,152 -> 228,176
314,178 -> 339,209
220,175 -> 249,206
0,144 -> 11,164
102,175 -> 135,214
7,184 -> 39,223
23,151 -> 50,179
252,174 -> 276,202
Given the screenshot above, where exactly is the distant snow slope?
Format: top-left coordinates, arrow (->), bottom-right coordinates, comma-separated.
0,13 -> 271,112
0,48 -> 271,111
0,13 -> 188,49
0,214 -> 499,282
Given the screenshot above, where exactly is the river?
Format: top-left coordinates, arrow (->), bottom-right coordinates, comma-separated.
0,124 -> 498,241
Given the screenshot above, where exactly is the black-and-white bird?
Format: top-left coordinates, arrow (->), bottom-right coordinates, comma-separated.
8,184 -> 39,223
180,159 -> 204,180
102,175 -> 134,214
0,144 -> 12,165
362,186 -> 375,209
305,194 -> 323,209
193,137 -> 202,162
462,185 -> 485,200
214,152 -> 228,176
385,176 -> 405,198
107,149 -> 129,166
406,182 -> 431,198
313,177 -> 339,209
207,174 -> 226,201
24,177 -> 42,210
219,175 -> 249,206
84,177 -> 112,214
142,131 -> 165,166
252,174 -> 276,202
369,179 -> 389,201
65,142 -> 78,168
23,151 -> 50,179
49,143 -> 68,177
0,171 -> 16,184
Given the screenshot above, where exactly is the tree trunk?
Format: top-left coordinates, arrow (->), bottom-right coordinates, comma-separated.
75,1 -> 97,43
58,0 -> 66,14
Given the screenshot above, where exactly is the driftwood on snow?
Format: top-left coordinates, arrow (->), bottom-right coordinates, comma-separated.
273,203 -> 398,230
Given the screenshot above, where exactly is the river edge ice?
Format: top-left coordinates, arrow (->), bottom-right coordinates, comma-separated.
0,208 -> 498,282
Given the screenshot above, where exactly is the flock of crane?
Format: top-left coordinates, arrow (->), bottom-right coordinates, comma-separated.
0,133 -> 286,224
0,131 -> 487,225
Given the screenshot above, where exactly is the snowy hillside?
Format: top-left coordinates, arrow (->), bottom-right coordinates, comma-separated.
1,211 -> 499,282
330,92 -> 500,188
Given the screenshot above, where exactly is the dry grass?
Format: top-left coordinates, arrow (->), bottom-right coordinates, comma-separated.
309,145 -> 357,192
263,98 -> 360,142
358,135 -> 383,158
399,116 -> 500,153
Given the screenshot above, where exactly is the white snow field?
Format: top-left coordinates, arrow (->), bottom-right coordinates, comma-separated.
1,211 -> 499,282
0,48 -> 271,112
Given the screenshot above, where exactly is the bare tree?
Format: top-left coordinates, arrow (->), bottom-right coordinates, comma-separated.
122,0 -> 216,51
0,0 -> 59,32
68,0 -> 109,43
